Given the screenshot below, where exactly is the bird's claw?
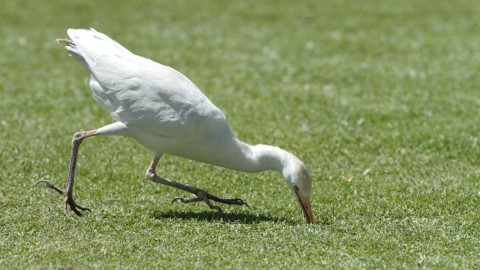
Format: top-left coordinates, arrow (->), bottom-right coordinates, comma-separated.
171,197 -> 202,204
36,180 -> 91,217
171,189 -> 248,213
172,196 -> 223,212
226,198 -> 249,208
35,180 -> 64,195
64,197 -> 91,217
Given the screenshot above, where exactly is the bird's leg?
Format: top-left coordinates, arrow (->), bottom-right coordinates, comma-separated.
36,130 -> 97,216
146,155 -> 248,213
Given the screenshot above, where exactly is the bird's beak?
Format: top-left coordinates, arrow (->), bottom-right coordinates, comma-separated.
295,191 -> 313,224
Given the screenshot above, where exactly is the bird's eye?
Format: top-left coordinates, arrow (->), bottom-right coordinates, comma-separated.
293,185 -> 299,191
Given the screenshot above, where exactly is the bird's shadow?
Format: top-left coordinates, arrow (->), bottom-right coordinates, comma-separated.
151,209 -> 298,225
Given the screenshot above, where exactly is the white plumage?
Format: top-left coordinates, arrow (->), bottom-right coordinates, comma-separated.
39,28 -> 313,223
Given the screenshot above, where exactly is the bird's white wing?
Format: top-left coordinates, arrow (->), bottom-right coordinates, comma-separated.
66,28 -> 225,138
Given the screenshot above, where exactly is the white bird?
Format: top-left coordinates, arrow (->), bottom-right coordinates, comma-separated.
37,28 -> 313,223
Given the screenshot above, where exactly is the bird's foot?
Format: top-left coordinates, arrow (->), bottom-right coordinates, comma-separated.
64,195 -> 91,217
172,189 -> 249,213
146,171 -> 249,213
35,180 -> 91,217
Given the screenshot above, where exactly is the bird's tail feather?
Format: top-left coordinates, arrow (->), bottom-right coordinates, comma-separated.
56,38 -> 90,71
56,38 -> 74,46
56,38 -> 81,55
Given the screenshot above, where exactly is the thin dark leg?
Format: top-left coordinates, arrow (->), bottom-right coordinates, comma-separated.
146,155 -> 248,213
36,130 -> 96,216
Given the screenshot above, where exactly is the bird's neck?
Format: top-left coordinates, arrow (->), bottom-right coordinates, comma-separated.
219,139 -> 291,174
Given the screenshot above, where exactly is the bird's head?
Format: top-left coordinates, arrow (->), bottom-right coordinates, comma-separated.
282,157 -> 313,224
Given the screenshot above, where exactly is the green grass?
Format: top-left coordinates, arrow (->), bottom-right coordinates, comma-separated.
1,0 -> 480,268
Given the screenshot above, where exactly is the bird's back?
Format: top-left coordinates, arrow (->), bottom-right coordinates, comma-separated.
61,28 -> 226,141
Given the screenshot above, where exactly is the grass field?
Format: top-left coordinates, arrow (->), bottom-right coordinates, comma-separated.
1,0 -> 480,269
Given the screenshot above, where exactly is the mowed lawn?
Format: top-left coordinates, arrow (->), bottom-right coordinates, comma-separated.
1,0 -> 479,269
